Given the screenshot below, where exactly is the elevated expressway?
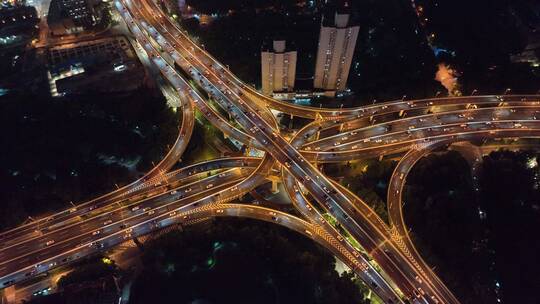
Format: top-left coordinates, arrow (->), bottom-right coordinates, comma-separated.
88,1 -> 540,302
1,0 -> 540,303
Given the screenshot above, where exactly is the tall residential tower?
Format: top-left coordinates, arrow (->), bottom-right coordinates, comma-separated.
261,40 -> 297,96
313,12 -> 359,92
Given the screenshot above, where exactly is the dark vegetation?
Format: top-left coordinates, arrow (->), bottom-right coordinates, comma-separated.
130,218 -> 372,304
325,159 -> 397,223
404,149 -> 540,303
478,150 -> 540,303
416,0 -> 540,94
0,89 -> 179,230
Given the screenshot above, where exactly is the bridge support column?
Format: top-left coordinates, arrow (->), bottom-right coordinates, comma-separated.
3,286 -> 16,304
267,175 -> 281,194
271,181 -> 278,193
289,114 -> 294,129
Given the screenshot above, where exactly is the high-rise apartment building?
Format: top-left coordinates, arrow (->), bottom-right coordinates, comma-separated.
313,12 -> 359,92
261,40 -> 297,96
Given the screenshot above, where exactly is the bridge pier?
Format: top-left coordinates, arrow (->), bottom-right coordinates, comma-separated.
289,114 -> 294,129
2,286 -> 15,304
267,175 -> 281,194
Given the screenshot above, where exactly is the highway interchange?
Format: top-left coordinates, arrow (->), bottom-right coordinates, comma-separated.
2,0 -> 540,303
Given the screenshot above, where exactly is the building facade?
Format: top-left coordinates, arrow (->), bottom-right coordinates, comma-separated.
261,40 -> 297,96
47,0 -> 94,35
313,12 -> 359,92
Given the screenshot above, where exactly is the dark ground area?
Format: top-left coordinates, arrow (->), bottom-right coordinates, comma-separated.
130,218 -> 372,304
404,149 -> 540,303
0,88 -> 179,230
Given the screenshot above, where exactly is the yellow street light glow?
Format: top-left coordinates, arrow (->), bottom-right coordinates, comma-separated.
102,257 -> 113,265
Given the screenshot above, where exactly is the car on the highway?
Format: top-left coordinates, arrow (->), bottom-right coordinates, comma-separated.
45,240 -> 55,246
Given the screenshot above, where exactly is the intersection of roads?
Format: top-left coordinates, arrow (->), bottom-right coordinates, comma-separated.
2,1 -> 540,303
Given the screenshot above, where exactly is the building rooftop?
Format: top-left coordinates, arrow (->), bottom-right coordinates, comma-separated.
261,39 -> 296,53
321,8 -> 357,28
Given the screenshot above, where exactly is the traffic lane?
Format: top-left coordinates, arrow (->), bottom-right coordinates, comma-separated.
0,173 -> 251,282
281,170 -> 403,303
125,3 -> 455,302
0,158 -> 261,251
133,0 -> 281,129
303,105 -> 540,152
0,168 -> 252,267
